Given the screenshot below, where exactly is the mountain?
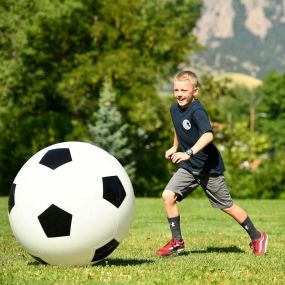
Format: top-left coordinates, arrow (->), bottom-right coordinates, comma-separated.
192,0 -> 285,79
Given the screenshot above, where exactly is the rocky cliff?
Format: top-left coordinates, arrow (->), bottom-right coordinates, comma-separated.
192,0 -> 285,78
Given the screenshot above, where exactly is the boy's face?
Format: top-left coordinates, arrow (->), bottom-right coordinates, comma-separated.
173,79 -> 198,109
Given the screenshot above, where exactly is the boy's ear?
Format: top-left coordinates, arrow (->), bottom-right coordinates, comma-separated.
193,87 -> 199,96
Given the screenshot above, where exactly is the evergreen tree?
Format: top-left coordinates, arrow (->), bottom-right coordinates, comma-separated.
88,83 -> 135,178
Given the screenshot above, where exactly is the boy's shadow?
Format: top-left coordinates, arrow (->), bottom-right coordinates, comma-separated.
95,258 -> 154,267
187,245 -> 245,255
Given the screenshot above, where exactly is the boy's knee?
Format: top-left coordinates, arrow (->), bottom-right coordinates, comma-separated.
222,203 -> 237,213
162,189 -> 177,204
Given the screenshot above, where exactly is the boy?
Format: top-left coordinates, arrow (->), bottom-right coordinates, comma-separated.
156,70 -> 268,257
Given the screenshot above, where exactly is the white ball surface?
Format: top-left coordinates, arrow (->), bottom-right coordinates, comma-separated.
8,141 -> 135,266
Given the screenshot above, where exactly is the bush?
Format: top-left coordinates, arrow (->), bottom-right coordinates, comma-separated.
224,151 -> 285,199
253,151 -> 285,198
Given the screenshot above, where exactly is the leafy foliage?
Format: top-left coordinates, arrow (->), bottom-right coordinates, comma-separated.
199,74 -> 236,122
219,121 -> 270,198
198,74 -> 285,199
0,0 -> 202,195
257,71 -> 285,148
1,1 -> 284,199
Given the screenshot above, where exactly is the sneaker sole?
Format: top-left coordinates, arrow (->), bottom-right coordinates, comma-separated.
156,248 -> 185,257
172,248 -> 185,255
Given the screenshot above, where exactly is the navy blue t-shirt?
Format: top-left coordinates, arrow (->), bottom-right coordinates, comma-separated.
170,100 -> 225,174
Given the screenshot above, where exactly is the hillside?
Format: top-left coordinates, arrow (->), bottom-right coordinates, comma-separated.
192,0 -> 285,79
215,72 -> 262,89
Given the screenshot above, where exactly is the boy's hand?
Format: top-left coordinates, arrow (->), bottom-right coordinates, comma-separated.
165,147 -> 177,160
171,152 -> 190,163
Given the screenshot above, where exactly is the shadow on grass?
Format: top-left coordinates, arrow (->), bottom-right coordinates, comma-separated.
28,260 -> 48,266
28,258 -> 154,267
27,247 -> 243,266
95,258 -> 154,267
189,246 -> 245,254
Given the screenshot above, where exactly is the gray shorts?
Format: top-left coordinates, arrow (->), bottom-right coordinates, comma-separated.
165,168 -> 233,209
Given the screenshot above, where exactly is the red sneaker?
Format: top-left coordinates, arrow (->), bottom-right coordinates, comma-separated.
156,239 -> 185,256
249,231 -> 268,256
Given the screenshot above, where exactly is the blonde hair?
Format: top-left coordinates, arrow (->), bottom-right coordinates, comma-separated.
174,71 -> 199,87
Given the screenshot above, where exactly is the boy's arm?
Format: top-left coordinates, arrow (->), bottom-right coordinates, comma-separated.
171,131 -> 213,164
165,129 -> 179,159
191,131 -> 213,155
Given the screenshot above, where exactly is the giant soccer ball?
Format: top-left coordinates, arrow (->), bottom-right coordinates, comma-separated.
8,142 -> 135,266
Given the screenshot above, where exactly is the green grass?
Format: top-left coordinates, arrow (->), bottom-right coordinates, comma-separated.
1,197 -> 285,285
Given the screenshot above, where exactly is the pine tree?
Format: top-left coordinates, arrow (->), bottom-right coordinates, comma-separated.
88,83 -> 135,178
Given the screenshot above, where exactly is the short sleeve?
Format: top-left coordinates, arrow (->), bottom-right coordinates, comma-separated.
192,108 -> 213,134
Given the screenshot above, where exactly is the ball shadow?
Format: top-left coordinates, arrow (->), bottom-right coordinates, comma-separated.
28,258 -> 154,267
27,260 -> 48,266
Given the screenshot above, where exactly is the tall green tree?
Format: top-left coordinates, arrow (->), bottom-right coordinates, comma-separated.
0,0 -> 202,195
0,0 -> 93,194
258,71 -> 285,149
88,82 -> 135,178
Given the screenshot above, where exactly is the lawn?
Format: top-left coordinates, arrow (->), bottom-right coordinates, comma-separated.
1,197 -> 285,285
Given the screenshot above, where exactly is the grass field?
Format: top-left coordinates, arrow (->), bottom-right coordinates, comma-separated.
1,197 -> 285,285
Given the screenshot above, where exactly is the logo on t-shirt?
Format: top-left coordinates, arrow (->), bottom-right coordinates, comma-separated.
182,119 -> 191,130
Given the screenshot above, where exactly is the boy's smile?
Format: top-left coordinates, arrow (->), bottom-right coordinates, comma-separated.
173,80 -> 198,109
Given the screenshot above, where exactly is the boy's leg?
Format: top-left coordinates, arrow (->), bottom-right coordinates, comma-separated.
156,169 -> 198,256
162,189 -> 180,218
200,174 -> 268,256
156,190 -> 185,256
222,204 -> 260,240
161,168 -> 198,241
222,204 -> 269,256
162,190 -> 182,241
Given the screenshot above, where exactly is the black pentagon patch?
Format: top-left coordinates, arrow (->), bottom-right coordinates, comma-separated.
39,148 -> 72,170
102,176 -> 126,208
38,204 -> 72,238
92,239 -> 119,262
8,183 -> 16,214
